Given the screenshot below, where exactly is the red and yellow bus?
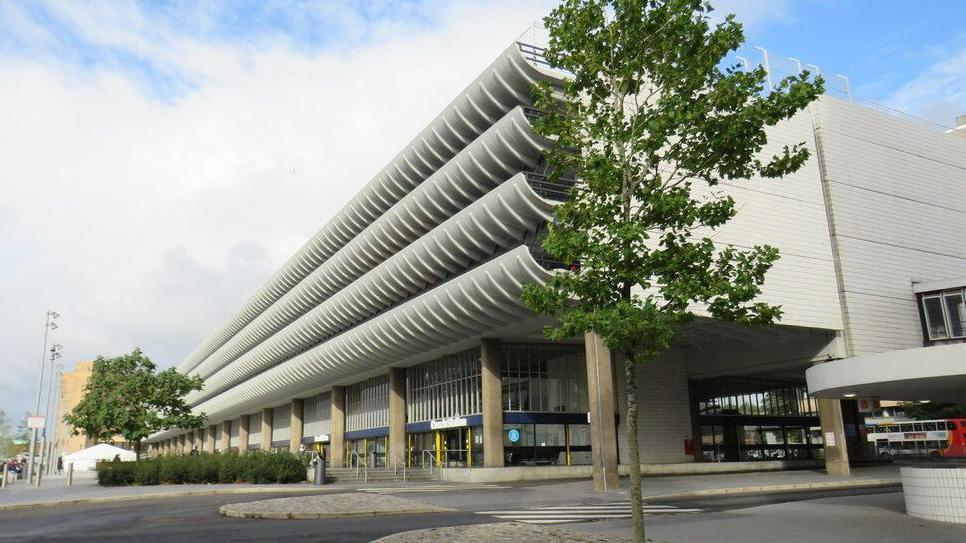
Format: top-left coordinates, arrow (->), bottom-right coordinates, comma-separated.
867,418 -> 966,459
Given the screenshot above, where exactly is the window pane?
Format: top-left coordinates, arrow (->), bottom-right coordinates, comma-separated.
923,296 -> 948,339
944,292 -> 965,337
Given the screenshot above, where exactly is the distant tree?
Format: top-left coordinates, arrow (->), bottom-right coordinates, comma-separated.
521,1 -> 823,541
64,349 -> 205,457
900,402 -> 966,420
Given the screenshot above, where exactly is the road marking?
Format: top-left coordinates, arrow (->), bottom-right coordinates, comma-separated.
476,501 -> 703,524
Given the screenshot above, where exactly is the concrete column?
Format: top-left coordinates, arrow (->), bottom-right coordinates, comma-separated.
192,429 -> 201,452
330,386 -> 346,468
181,434 -> 187,454
221,421 -> 231,452
585,331 -> 619,491
261,408 -> 273,451
290,399 -> 304,452
207,425 -> 217,453
481,338 -> 504,468
388,368 -> 407,467
818,398 -> 851,476
238,415 -> 250,454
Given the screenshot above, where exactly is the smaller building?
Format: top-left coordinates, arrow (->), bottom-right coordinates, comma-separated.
52,360 -> 96,460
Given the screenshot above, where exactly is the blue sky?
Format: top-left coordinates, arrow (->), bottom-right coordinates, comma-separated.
0,0 -> 963,422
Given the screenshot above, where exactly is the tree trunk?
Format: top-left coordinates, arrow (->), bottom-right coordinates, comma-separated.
624,355 -> 646,542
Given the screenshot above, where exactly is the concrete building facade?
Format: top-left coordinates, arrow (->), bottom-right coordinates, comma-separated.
145,41 -> 966,482
52,360 -> 96,460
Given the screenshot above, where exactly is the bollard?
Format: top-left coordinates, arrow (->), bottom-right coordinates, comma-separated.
66,462 -> 73,486
1,462 -> 7,489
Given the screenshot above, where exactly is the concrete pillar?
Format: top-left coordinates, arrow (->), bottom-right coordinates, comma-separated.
481,338 -> 505,467
261,408 -> 273,451
207,425 -> 217,453
238,415 -> 250,454
585,331 -> 619,491
330,386 -> 346,468
181,434 -> 187,454
389,368 -> 407,467
221,421 -> 231,452
192,429 -> 201,452
290,399 -> 304,452
818,398 -> 851,476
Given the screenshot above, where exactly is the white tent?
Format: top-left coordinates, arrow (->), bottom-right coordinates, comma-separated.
63,443 -> 136,471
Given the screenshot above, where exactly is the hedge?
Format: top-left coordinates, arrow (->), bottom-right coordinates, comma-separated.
96,451 -> 309,486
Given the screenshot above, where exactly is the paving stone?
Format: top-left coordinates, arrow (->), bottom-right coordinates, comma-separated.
219,492 -> 453,519
374,522 -> 632,543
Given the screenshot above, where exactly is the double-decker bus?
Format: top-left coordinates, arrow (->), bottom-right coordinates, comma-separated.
867,418 -> 966,459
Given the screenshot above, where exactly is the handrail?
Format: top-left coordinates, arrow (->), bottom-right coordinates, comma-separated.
420,449 -> 443,477
348,451 -> 367,483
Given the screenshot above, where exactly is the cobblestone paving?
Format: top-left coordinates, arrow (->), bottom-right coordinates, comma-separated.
219,492 -> 453,519
374,522 -> 631,542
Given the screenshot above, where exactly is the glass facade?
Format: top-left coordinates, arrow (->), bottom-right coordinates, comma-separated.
501,343 -> 588,412
346,376 -> 389,431
692,377 -> 823,462
302,392 -> 332,437
407,349 -> 481,422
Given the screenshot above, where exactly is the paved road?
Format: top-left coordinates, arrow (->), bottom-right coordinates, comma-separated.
0,485 -> 943,543
0,491 -> 490,542
574,490 -> 965,543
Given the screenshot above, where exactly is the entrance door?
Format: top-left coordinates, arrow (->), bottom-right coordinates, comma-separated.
440,428 -> 469,467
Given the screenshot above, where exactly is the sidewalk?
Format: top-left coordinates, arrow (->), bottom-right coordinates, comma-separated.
0,471 -> 336,511
0,465 -> 900,511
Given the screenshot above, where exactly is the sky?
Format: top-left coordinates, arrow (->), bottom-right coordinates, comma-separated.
1,0 -> 964,425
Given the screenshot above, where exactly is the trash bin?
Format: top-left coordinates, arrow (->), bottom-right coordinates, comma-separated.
313,454 -> 326,485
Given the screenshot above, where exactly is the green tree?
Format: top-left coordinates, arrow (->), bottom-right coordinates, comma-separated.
522,1 -> 823,540
64,349 -> 205,458
900,402 -> 966,420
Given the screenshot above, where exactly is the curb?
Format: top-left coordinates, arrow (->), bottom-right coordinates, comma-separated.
0,485 -> 339,512
644,478 -> 901,502
219,505 -> 450,520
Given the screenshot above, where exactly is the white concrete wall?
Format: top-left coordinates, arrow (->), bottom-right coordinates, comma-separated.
681,107 -> 843,332
616,348 -> 694,464
816,98 -> 966,355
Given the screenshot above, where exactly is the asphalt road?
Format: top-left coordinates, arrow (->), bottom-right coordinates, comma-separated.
0,491 -> 491,543
0,486 -> 943,543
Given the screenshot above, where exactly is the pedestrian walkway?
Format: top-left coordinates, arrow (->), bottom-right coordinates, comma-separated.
360,483 -> 508,494
476,501 -> 703,524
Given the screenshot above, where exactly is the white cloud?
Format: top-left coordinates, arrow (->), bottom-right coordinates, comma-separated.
0,0 -> 554,418
885,45 -> 966,126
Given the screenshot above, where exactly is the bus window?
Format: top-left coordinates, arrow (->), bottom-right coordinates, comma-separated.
927,440 -> 940,449
924,422 -> 937,431
940,440 -> 949,448
900,423 -> 911,432
949,421 -> 959,430
913,423 -> 923,432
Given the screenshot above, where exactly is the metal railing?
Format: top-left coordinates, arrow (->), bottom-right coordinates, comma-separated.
348,451 -> 368,484
420,450 -> 443,478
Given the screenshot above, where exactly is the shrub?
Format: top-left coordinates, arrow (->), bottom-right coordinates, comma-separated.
96,462 -> 135,486
96,451 -> 309,486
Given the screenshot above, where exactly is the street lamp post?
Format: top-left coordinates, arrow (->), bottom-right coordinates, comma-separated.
37,349 -> 62,485
26,310 -> 58,486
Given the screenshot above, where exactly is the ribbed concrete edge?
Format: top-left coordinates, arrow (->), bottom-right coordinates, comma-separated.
645,478 -> 901,501
218,505 -> 447,520
0,485 -> 335,512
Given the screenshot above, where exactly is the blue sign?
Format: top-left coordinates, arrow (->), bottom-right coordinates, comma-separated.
507,428 -> 520,443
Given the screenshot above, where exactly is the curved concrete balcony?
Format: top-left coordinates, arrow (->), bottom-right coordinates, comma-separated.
186,109 -> 550,382
151,245 -> 553,435
186,173 -> 557,405
177,43 -> 555,376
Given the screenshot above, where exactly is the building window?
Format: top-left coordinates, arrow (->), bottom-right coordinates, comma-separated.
407,348 -> 482,423
346,376 -> 389,431
501,343 -> 588,413
921,289 -> 966,340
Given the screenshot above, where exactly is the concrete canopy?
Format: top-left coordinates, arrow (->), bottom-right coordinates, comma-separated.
805,343 -> 966,403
